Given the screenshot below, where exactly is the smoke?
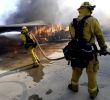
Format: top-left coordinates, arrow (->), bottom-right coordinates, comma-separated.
5,0 -> 75,25
5,0 -> 110,29
5,0 -> 58,24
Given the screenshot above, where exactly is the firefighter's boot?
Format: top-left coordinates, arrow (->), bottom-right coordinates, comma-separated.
68,81 -> 78,92
33,59 -> 40,67
89,87 -> 99,99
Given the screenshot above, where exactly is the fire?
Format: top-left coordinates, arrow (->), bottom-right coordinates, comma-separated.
31,24 -> 69,43
32,24 -> 69,35
64,26 -> 69,32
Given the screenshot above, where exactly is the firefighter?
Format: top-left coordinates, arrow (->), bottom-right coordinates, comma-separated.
68,2 -> 107,99
20,26 -> 40,67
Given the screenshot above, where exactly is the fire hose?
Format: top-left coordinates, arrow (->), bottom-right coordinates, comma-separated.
31,33 -> 110,61
31,33 -> 65,61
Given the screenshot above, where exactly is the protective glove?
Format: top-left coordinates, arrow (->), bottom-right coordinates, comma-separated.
100,49 -> 108,56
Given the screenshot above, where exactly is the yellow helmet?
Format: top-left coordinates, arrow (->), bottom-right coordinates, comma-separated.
21,26 -> 28,34
79,2 -> 96,10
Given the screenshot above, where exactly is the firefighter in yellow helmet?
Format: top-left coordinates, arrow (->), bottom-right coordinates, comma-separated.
20,26 -> 40,67
68,2 -> 107,99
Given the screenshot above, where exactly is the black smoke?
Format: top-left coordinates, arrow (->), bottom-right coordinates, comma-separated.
5,0 -> 61,24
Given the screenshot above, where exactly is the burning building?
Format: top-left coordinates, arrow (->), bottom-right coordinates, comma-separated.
31,24 -> 69,43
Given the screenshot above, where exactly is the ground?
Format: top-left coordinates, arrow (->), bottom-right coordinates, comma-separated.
0,42 -> 110,100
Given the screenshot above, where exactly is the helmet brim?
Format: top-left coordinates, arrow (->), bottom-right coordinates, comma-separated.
78,5 -> 96,10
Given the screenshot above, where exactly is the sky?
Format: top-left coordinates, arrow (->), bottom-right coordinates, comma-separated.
0,0 -> 20,24
0,0 -> 110,25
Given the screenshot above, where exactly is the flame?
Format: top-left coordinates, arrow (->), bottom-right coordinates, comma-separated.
32,24 -> 69,34
31,24 -> 69,43
64,26 -> 69,32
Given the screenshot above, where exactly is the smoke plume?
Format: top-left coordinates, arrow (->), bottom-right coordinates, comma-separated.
6,0 -> 110,28
5,0 -> 75,25
5,0 -> 61,24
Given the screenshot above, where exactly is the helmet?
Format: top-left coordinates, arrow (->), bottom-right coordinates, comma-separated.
79,2 -> 96,11
21,26 -> 28,34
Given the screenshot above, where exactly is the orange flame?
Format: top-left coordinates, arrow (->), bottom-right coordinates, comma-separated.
31,24 -> 69,43
32,24 -> 69,34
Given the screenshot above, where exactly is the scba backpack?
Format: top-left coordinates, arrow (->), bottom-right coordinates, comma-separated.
23,33 -> 37,49
63,16 -> 97,68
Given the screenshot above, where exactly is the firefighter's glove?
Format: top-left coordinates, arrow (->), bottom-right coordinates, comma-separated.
100,49 -> 108,56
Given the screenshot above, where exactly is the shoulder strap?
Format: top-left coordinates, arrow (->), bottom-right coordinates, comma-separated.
79,15 -> 91,25
71,15 -> 91,27
72,15 -> 91,41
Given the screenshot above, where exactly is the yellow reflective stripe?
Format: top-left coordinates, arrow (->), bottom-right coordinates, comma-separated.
71,81 -> 78,85
89,87 -> 97,92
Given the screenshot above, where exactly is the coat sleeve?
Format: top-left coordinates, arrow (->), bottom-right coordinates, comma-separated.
29,33 -> 36,43
19,34 -> 26,44
93,18 -> 107,50
69,23 -> 75,39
